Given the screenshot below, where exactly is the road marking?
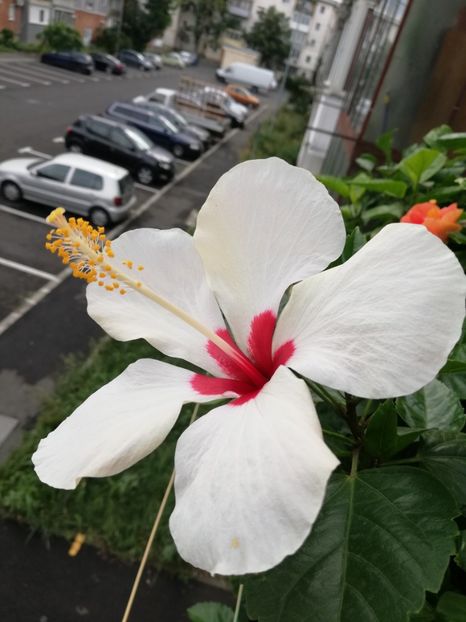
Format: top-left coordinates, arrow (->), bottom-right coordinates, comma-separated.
0,204 -> 48,225
18,147 -> 52,159
0,257 -> 59,282
0,103 -> 269,338
52,137 -> 65,144
34,64 -> 85,83
134,183 -> 159,193
0,72 -> 29,87
0,64 -> 50,85
13,63 -> 69,84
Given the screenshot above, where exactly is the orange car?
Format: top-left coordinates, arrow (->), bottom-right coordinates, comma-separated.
226,84 -> 260,108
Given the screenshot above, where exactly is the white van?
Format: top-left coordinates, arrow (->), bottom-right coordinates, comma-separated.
216,63 -> 277,92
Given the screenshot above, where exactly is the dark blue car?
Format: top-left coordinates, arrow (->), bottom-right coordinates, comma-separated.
41,51 -> 93,75
105,102 -> 203,160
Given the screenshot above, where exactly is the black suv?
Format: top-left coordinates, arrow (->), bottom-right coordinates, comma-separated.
106,102 -> 203,160
65,115 -> 175,185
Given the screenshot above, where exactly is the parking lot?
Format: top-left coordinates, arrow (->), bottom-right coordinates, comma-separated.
0,55 -> 275,337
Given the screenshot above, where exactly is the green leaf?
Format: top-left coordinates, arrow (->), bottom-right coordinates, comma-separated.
436,592 -> 466,622
420,431 -> 466,508
355,154 -> 376,172
396,380 -> 465,433
349,177 -> 407,198
318,175 -> 350,199
437,132 -> 466,151
341,227 -> 367,262
375,129 -> 394,163
398,148 -> 447,188
441,372 -> 466,399
423,125 -> 452,149
441,344 -> 466,374
454,530 -> 466,571
409,603 -> 435,621
361,202 -> 405,226
187,602 -> 234,622
245,468 -> 457,622
365,401 -> 421,459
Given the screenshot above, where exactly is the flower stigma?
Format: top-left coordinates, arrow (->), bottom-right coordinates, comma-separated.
44,208 -> 266,386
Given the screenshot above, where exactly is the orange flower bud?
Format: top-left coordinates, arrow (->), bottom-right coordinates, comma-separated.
401,200 -> 463,242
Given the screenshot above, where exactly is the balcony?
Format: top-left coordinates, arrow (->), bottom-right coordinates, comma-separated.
228,0 -> 252,19
291,11 -> 311,33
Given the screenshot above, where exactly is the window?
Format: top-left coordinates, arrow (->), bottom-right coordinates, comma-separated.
114,106 -> 147,122
320,5 -> 325,13
8,4 -> 15,20
111,128 -> 133,149
36,163 -> 70,182
310,39 -> 316,47
306,55 -> 312,64
315,22 -> 320,30
87,119 -> 111,139
39,9 -> 45,22
70,169 -> 103,190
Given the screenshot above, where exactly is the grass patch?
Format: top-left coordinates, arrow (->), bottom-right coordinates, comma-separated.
242,104 -> 308,164
0,338 -> 209,574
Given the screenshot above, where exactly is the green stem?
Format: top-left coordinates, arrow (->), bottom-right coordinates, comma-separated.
233,584 -> 244,622
350,447 -> 360,477
306,380 -> 345,414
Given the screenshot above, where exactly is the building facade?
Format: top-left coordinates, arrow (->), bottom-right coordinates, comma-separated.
0,0 -> 119,44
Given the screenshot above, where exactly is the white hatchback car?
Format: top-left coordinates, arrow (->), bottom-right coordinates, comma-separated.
0,153 -> 136,227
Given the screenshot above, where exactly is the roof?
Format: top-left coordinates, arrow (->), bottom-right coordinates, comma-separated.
52,153 -> 128,179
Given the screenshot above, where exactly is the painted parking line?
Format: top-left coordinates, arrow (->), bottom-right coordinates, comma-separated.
11,63 -> 70,84
134,183 -> 160,193
0,72 -> 29,87
0,64 -> 50,85
18,147 -> 52,159
0,257 -> 59,282
32,65 -> 85,83
52,137 -> 65,144
0,204 -> 48,226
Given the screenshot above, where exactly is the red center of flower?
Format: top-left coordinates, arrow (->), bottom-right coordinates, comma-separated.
191,310 -> 295,405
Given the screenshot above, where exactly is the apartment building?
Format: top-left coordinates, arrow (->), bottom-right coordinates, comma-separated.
2,0 -> 120,44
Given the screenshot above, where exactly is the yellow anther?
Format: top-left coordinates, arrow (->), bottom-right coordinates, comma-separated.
137,265 -> 144,271
105,285 -> 114,292
123,260 -> 133,269
136,281 -> 142,288
99,272 -> 106,278
98,281 -> 104,287
112,281 -> 119,289
120,289 -> 127,295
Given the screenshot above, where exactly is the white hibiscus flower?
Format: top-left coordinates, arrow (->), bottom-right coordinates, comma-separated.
32,158 -> 466,576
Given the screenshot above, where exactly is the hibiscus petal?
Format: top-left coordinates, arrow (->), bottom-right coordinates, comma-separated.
275,223 -> 466,398
169,366 -> 338,575
87,228 -> 226,375
32,359 -> 232,490
194,158 -> 345,351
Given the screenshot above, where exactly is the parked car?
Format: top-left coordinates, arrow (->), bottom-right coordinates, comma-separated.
91,52 -> 126,75
117,49 -> 152,71
65,115 -> 175,185
0,153 -> 135,226
226,84 -> 260,108
148,87 -> 228,138
106,102 -> 203,160
200,86 -> 248,128
143,52 -> 162,70
179,50 -> 198,66
41,51 -> 94,75
132,95 -> 210,147
216,62 -> 277,91
162,52 -> 186,68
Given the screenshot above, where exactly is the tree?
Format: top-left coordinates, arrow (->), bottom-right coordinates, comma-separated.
38,23 -> 83,51
177,0 -> 237,54
107,0 -> 172,52
245,7 -> 291,69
